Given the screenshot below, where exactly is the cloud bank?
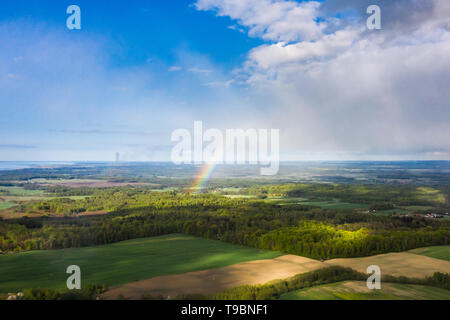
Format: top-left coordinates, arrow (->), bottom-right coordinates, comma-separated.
195,0 -> 450,160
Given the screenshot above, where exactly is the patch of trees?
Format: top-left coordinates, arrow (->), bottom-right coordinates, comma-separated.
18,189 -> 253,216
45,186 -> 96,196
15,284 -> 106,300
176,269 -> 450,300
383,272 -> 450,291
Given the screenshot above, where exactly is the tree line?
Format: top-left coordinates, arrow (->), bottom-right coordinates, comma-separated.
1,194 -> 449,259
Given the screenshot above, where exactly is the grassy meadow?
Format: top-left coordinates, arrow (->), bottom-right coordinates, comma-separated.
266,197 -> 368,209
279,281 -> 450,300
0,186 -> 45,197
409,246 -> 450,262
0,234 -> 282,293
0,201 -> 17,210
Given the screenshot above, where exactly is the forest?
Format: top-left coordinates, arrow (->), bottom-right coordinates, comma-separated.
1,189 -> 449,259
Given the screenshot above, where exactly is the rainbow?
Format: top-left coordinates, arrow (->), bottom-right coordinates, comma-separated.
190,161 -> 218,193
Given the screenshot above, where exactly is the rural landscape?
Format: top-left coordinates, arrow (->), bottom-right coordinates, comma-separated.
0,161 -> 449,300
1,0 -> 449,310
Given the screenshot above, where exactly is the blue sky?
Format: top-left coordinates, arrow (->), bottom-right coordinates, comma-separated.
0,0 -> 261,71
1,0 -> 449,161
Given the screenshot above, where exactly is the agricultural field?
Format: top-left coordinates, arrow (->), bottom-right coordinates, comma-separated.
104,249 -> 450,299
295,200 -> 367,209
151,187 -> 178,192
279,281 -> 450,300
2,231 -> 448,300
327,251 -> 450,278
0,234 -> 282,293
0,162 -> 449,300
27,178 -> 159,189
0,186 -> 50,203
409,246 -> 450,262
27,178 -> 100,184
224,195 -> 257,199
0,186 -> 45,197
266,197 -> 368,209
103,254 -> 324,299
0,201 -> 17,210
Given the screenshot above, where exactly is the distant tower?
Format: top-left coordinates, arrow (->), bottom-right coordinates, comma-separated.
115,152 -> 120,162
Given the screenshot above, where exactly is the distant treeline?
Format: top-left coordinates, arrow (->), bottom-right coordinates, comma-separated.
6,182 -> 449,217
239,184 -> 450,208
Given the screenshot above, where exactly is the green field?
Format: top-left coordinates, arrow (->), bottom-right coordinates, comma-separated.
409,245 -> 450,262
0,201 -> 17,210
279,281 -> 450,300
266,197 -> 367,209
224,195 -> 257,199
151,187 -> 178,192
297,200 -> 367,209
266,197 -> 308,202
57,195 -> 92,200
0,234 -> 282,293
0,185 -> 89,203
0,186 -> 45,197
27,178 -> 103,185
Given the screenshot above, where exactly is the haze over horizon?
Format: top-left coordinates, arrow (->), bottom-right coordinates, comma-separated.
1,0 -> 449,162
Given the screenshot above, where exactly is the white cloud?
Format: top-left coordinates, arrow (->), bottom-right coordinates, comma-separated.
247,27 -> 362,69
195,0 -> 326,42
227,24 -> 245,33
168,66 -> 182,71
188,66 -> 213,73
203,79 -> 235,87
195,0 -> 450,160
